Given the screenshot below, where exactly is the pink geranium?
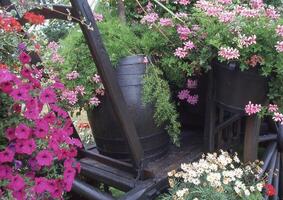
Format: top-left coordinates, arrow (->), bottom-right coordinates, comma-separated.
245,101 -> 262,115
178,89 -> 190,100
218,47 -> 240,60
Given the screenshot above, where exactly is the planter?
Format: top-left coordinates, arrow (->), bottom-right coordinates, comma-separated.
177,73 -> 208,130
212,60 -> 268,112
87,55 -> 169,162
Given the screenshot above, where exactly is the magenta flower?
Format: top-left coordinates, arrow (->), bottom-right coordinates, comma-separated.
178,89 -> 190,100
0,81 -> 13,94
8,175 -> 25,191
15,139 -> 36,155
18,52 -> 31,64
34,177 -> 50,194
184,41 -> 195,50
5,127 -> 16,141
0,69 -> 13,84
0,165 -> 12,179
63,167 -> 76,192
36,150 -> 53,166
10,87 -> 31,102
177,26 -> 191,40
15,123 -> 31,139
40,88 -> 57,103
0,148 -> 15,163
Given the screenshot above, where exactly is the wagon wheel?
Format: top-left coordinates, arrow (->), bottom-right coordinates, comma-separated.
256,121 -> 283,199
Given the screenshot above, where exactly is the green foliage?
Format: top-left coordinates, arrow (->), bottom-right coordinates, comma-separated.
42,20 -> 73,42
143,64 -> 181,145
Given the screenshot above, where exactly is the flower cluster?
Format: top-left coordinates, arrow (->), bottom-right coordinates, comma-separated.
0,15 -> 22,32
23,12 -> 45,25
178,79 -> 198,105
165,151 -> 266,200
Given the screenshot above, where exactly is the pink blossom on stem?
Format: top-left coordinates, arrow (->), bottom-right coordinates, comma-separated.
217,0 -> 232,4
47,41 -> 60,52
245,101 -> 262,115
276,25 -> 283,37
273,112 -> 283,123
187,79 -> 198,89
238,7 -> 260,18
187,94 -> 199,105
218,11 -> 235,23
178,89 -> 190,100
250,0 -> 264,9
159,18 -> 173,27
93,13 -> 103,22
66,71 -> 79,80
174,47 -> 188,58
239,35 -> 257,47
141,13 -> 159,25
61,90 -> 78,105
92,74 -> 101,83
75,85 -> 85,95
265,7 -> 280,20
268,104 -> 278,112
275,41 -> 283,52
89,96 -> 100,106
175,0 -> 190,5
177,26 -> 192,40
184,41 -> 195,50
206,6 -> 224,17
218,47 -> 240,60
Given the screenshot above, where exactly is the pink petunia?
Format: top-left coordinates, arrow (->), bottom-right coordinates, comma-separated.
0,81 -> 13,93
18,52 -> 31,64
0,148 -> 15,163
40,88 -> 57,103
0,165 -> 13,179
34,177 -> 50,194
15,123 -> 31,139
36,150 -> 53,166
15,139 -> 36,155
63,167 -> 76,192
5,127 -> 16,141
0,69 -> 13,84
8,175 -> 25,191
10,87 -> 31,102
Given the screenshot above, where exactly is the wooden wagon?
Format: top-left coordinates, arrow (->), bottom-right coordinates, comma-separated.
1,0 -> 282,199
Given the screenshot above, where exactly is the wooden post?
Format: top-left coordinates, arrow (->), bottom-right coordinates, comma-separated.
244,116 -> 261,162
117,0 -> 126,23
204,71 -> 216,152
69,0 -> 144,168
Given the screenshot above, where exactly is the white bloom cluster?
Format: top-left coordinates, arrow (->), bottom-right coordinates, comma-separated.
168,151 -> 265,199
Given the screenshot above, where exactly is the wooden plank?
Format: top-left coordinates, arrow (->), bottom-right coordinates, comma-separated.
72,178 -> 115,200
214,113 -> 241,133
243,116 -> 261,162
204,71 -> 216,152
69,0 -> 144,168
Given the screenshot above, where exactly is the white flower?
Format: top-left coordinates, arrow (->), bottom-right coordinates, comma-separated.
244,189 -> 251,196
256,183 -> 263,191
176,188 -> 189,198
250,186 -> 255,192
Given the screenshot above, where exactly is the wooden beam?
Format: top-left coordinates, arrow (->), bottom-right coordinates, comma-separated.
69,0 -> 144,168
244,116 -> 261,162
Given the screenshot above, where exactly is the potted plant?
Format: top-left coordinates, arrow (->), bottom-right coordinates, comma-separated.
163,151 -> 274,200
138,0 -> 283,113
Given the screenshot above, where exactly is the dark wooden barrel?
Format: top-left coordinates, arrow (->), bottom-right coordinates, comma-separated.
87,55 -> 169,162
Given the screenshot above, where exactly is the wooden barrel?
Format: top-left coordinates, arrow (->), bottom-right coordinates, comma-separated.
87,55 -> 169,162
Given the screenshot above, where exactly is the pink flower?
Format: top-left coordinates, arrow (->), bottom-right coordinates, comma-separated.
206,6 -> 223,17
187,94 -> 199,105
250,0 -> 263,9
0,69 -> 13,84
61,90 -> 78,105
246,55 -> 264,67
218,47 -> 240,60
141,13 -> 159,25
218,11 -> 235,23
63,167 -> 76,192
177,26 -> 192,40
92,74 -> 101,83
276,25 -> 283,37
36,150 -> 53,166
275,41 -> 283,52
0,165 -> 12,179
15,139 -> 36,155
40,88 -> 57,103
10,87 -> 31,102
66,71 -> 79,80
18,52 -> 31,64
75,85 -> 85,95
265,7 -> 280,20
51,53 -> 64,64
15,123 -> 31,139
0,148 -> 15,163
0,81 -> 13,93
8,175 -> 25,191
187,79 -> 198,89
89,96 -> 100,106
5,127 -> 16,141
159,18 -> 173,27
47,41 -> 60,51
239,35 -> 257,47
94,13 -> 103,22
245,101 -> 262,115
34,177 -> 50,194
184,41 -> 195,50
217,0 -> 232,4
175,0 -> 190,5
268,104 -> 278,112
143,57 -> 149,64
96,88 -> 105,96
238,7 -> 260,18
273,112 -> 283,123
34,120 -> 49,138
174,47 -> 188,58
178,89 -> 190,100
